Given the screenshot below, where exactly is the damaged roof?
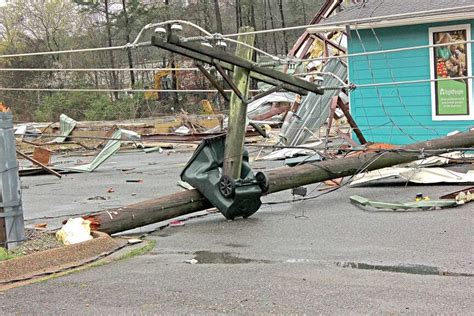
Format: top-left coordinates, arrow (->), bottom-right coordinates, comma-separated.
315,0 -> 474,30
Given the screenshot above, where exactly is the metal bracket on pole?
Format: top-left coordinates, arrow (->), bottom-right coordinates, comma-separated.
247,84 -> 285,103
196,63 -> 230,102
0,210 -> 22,218
214,62 -> 248,104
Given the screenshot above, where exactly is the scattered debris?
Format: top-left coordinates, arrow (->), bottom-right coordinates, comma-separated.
351,167 -> 474,186
169,220 -> 185,227
174,125 -> 191,135
14,124 -> 41,138
143,146 -> 163,154
177,180 -> 194,190
440,187 -> 474,204
16,149 -> 62,178
246,92 -> 296,121
32,147 -> 52,165
107,188 -> 115,193
350,195 -> 458,211
88,196 -> 107,201
291,187 -> 308,197
260,141 -> 322,161
48,114 -> 77,144
127,238 -> 143,245
56,129 -> 122,173
56,218 -> 93,245
284,154 -> 322,166
32,223 -> 48,229
402,151 -> 474,168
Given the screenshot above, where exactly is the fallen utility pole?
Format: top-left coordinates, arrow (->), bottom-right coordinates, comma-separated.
85,131 -> 474,235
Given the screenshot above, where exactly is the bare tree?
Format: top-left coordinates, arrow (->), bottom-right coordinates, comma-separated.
121,0 -> 136,88
267,0 -> 278,55
278,0 -> 289,55
213,0 -> 223,34
235,0 -> 242,30
104,0 -> 119,99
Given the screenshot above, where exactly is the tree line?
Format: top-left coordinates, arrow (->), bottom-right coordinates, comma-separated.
0,0 -> 322,121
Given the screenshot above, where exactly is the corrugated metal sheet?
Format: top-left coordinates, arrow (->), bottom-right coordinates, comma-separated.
279,59 -> 348,146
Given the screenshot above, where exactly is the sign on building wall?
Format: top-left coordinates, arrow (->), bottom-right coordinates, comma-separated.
429,24 -> 473,121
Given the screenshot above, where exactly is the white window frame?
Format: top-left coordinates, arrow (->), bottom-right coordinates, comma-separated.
429,24 -> 473,121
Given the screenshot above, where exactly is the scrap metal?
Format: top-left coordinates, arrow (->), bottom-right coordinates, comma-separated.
279,59 -> 348,146
350,195 -> 458,211
47,114 -> 77,144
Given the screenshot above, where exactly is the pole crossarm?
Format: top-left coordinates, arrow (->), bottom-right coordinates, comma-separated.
151,35 -> 322,95
196,64 -> 230,102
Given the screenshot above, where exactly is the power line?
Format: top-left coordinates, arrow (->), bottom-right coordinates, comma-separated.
0,68 -> 200,72
1,75 -> 471,94
0,42 -> 151,59
0,87 -> 261,93
225,4 -> 474,38
3,38 -> 470,79
284,40 -> 474,64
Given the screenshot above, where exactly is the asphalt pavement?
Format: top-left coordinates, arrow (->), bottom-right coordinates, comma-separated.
1,150 -> 473,314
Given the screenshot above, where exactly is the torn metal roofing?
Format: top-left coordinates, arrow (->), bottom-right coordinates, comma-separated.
48,114 -> 77,144
279,59 -> 348,146
57,129 -> 122,173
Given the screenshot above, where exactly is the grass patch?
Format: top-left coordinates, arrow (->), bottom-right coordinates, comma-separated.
0,247 -> 14,261
117,240 -> 157,261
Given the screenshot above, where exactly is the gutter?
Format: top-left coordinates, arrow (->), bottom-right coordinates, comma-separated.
307,6 -> 474,32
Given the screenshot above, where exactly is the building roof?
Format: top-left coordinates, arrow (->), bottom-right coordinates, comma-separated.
308,0 -> 474,31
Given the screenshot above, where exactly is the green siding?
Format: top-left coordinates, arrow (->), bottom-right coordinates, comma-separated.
349,20 -> 474,144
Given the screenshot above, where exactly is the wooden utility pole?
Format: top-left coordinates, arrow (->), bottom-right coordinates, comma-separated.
222,26 -> 255,179
85,130 -> 474,235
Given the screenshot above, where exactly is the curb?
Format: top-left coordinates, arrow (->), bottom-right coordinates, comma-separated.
0,231 -> 121,285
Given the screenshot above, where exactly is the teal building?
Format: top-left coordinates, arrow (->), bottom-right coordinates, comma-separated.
312,0 -> 474,144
